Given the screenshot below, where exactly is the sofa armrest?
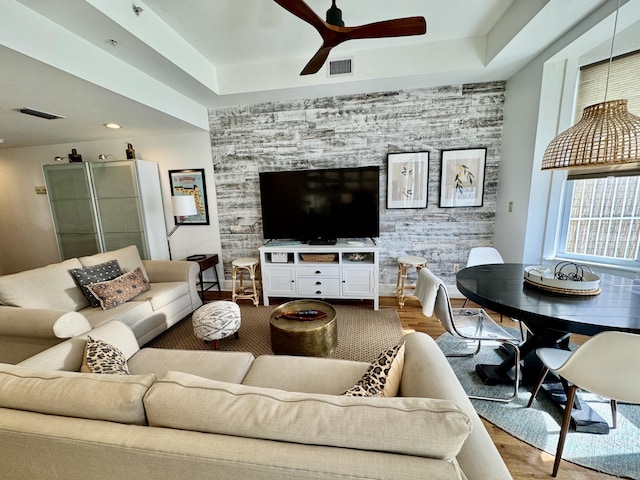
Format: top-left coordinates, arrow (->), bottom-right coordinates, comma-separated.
142,260 -> 196,282
0,306 -> 91,339
143,260 -> 202,310
400,332 -> 513,480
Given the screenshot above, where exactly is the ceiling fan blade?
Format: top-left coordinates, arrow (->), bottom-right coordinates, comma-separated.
344,17 -> 426,40
300,45 -> 333,75
273,0 -> 326,34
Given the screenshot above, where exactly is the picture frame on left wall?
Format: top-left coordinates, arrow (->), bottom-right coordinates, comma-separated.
168,169 -> 210,225
387,151 -> 429,209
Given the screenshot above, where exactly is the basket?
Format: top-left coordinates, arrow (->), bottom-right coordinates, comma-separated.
300,253 -> 337,263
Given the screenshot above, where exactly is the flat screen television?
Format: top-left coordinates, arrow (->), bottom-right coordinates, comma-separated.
259,166 -> 380,244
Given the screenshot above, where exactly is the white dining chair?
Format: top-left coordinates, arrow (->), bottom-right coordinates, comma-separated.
527,331 -> 640,477
416,268 -> 522,402
466,246 -> 504,267
462,246 -> 528,341
462,247 -> 505,310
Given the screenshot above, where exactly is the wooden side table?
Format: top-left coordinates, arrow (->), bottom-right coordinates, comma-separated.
184,254 -> 221,300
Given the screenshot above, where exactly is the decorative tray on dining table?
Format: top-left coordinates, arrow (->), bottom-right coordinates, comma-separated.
523,262 -> 601,296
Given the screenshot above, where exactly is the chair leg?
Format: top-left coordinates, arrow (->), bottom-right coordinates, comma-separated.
611,399 -> 617,429
553,384 -> 578,477
527,366 -> 550,408
468,341 -> 521,403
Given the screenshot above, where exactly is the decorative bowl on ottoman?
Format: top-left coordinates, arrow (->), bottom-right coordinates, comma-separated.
192,301 -> 241,349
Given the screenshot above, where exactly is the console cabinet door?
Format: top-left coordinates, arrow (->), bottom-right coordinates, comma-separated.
262,266 -> 296,295
342,267 -> 375,296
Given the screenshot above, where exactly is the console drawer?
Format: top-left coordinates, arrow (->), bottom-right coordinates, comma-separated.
296,265 -> 341,277
297,277 -> 341,296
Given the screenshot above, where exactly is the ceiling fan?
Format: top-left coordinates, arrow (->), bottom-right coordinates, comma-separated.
274,0 -> 427,75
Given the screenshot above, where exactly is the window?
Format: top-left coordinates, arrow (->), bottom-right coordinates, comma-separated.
555,51 -> 640,268
558,176 -> 640,266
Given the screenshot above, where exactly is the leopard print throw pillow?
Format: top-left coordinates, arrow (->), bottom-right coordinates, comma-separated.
80,336 -> 130,375
342,341 -> 405,397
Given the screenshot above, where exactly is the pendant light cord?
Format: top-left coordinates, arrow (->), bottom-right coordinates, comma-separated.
604,0 -> 621,101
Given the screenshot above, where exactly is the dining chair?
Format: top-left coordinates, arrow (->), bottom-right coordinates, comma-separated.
462,246 -> 528,341
462,247 -> 504,310
466,246 -> 504,267
416,268 -> 522,402
526,331 -> 640,477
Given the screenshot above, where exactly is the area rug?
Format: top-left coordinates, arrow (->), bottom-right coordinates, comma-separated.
146,304 -> 404,363
436,333 -> 640,479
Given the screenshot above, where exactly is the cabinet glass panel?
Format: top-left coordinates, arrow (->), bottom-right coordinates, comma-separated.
44,164 -> 92,199
44,164 -> 100,258
102,233 -> 145,255
90,162 -> 138,197
57,233 -> 101,259
97,198 -> 144,233
49,199 -> 98,233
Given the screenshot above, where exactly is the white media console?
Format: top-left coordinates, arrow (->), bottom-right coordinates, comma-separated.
259,240 -> 380,310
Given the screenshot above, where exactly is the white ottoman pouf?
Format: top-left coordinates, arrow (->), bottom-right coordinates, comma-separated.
192,301 -> 241,350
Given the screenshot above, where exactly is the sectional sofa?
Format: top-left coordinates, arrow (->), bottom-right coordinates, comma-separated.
0,245 -> 202,363
0,320 -> 513,480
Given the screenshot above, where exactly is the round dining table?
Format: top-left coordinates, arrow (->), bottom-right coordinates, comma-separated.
456,263 -> 640,433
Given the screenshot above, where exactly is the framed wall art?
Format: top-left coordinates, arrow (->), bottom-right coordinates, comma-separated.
439,148 -> 486,208
386,151 -> 429,209
168,168 -> 210,225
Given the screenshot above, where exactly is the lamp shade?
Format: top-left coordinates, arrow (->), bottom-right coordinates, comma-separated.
171,195 -> 197,217
542,99 -> 640,170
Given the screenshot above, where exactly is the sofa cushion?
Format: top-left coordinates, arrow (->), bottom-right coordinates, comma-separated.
128,348 -> 254,383
80,300 -> 153,330
87,267 -> 150,310
80,245 -> 149,281
0,364 -> 154,425
343,342 -> 405,397
81,336 -> 129,375
70,260 -> 122,308
0,258 -> 88,311
145,371 -> 472,461
133,282 -> 190,311
242,355 -> 369,394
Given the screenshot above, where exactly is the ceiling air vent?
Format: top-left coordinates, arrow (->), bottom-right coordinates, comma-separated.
328,58 -> 353,77
15,108 -> 66,120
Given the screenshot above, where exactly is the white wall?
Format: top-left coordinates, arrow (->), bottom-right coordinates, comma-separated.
0,132 -> 222,281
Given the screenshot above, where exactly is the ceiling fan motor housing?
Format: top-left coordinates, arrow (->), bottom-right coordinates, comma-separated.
326,1 -> 344,27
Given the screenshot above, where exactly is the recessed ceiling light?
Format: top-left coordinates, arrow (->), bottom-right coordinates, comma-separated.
0,139 -> 5,144
104,122 -> 122,129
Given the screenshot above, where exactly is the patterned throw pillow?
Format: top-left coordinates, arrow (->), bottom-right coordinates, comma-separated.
87,267 -> 150,311
342,342 -> 405,397
70,260 -> 123,308
81,336 -> 129,375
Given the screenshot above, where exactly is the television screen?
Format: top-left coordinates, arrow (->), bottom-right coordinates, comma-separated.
259,166 -> 379,243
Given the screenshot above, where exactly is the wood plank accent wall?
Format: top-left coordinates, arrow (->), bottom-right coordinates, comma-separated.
208,82 -> 505,286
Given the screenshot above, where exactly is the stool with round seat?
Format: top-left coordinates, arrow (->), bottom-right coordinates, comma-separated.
231,257 -> 261,306
396,255 -> 428,307
192,300 -> 241,350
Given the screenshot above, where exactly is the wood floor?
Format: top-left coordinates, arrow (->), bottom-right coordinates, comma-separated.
207,292 -> 618,479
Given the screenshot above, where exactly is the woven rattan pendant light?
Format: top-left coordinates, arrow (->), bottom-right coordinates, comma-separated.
541,0 -> 640,171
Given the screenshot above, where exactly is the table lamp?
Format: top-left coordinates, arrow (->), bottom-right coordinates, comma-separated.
167,195 -> 198,259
